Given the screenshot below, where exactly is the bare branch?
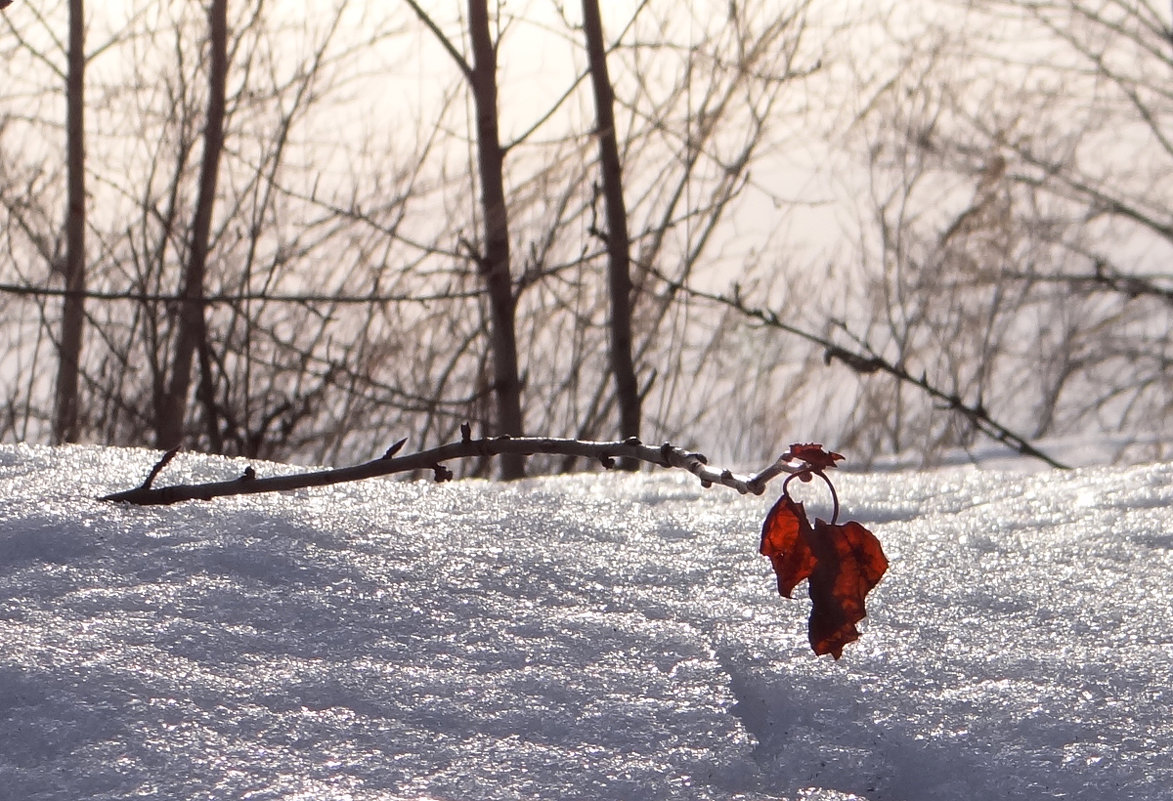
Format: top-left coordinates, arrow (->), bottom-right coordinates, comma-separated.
401,0 -> 473,80
656,272 -> 1071,470
101,434 -> 799,506
994,263 -> 1173,307
0,282 -> 483,306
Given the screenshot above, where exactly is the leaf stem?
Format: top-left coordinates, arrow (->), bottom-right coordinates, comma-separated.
819,470 -> 840,524
781,468 -> 840,523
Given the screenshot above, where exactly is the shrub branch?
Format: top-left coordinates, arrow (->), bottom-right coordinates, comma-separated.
101,428 -> 798,506
655,274 -> 1070,470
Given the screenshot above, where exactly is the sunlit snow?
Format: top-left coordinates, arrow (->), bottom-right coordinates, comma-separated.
1,444 -> 1171,800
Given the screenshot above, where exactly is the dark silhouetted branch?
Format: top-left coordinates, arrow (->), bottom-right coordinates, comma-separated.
0,282 -> 482,305
655,272 -> 1070,470
101,433 -> 799,506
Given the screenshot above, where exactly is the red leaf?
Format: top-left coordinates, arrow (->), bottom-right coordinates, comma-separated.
807,519 -> 888,658
782,443 -> 844,473
759,495 -> 817,598
760,495 -> 888,659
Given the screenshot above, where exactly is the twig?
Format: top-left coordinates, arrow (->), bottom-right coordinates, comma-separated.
101,435 -> 799,506
0,282 -> 483,306
652,271 -> 1069,470
820,343 -> 1069,469
140,446 -> 179,490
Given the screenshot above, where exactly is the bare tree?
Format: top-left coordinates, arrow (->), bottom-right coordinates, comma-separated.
465,0 -> 526,477
76,1 -> 404,459
154,0 -> 226,449
582,0 -> 640,466
402,0 -> 526,478
52,0 -> 85,443
0,1 -> 834,472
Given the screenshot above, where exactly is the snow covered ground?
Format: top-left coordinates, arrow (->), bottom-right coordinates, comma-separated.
1,443 -> 1171,800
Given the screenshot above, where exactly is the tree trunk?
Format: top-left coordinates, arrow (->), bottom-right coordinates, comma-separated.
467,0 -> 525,479
156,0 -> 227,449
582,0 -> 640,468
53,0 -> 86,444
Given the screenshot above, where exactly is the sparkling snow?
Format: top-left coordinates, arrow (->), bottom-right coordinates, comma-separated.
1,444 -> 1171,800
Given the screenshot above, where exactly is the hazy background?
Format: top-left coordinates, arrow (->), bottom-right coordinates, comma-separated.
2,0 -> 1170,473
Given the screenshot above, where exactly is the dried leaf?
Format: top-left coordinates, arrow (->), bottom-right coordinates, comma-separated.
807,518 -> 888,658
760,494 -> 888,659
759,495 -> 817,598
782,443 -> 844,473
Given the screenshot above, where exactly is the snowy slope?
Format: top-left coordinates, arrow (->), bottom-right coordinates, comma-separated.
1,444 -> 1171,801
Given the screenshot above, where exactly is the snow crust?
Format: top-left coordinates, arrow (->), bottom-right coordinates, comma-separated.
1,444 -> 1171,800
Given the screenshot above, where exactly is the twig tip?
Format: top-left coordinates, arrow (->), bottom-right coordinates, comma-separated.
382,437 -> 408,459
140,446 -> 180,491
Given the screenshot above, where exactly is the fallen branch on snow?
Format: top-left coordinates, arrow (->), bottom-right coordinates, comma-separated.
101,425 -> 798,506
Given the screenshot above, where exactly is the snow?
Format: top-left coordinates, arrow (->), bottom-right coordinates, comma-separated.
2,444 -> 1172,800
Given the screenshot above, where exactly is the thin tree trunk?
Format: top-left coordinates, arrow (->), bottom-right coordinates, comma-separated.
467,0 -> 525,479
582,0 -> 640,468
53,0 -> 86,443
156,0 -> 227,449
